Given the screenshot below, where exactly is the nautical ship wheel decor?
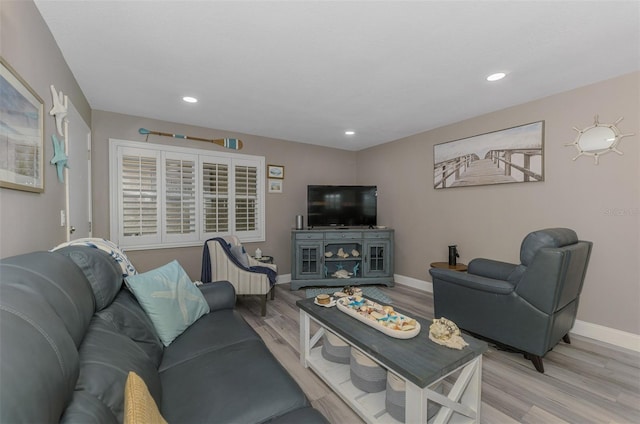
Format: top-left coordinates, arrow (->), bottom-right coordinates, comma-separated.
565,115 -> 634,165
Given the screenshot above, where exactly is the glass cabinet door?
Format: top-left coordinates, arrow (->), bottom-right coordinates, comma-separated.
363,240 -> 391,277
295,242 -> 323,279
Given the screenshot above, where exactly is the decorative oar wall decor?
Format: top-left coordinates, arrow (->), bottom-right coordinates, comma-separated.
139,128 -> 244,150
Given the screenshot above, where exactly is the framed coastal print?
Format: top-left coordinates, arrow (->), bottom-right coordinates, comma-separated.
267,164 -> 284,179
268,178 -> 283,193
0,57 -> 45,193
433,121 -> 544,189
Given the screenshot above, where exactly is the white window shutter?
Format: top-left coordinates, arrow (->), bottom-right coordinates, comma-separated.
234,164 -> 257,231
163,153 -> 198,243
110,139 -> 264,250
201,158 -> 231,238
116,147 -> 161,247
233,159 -> 264,242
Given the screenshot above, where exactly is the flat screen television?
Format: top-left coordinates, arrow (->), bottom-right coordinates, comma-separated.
307,185 -> 377,228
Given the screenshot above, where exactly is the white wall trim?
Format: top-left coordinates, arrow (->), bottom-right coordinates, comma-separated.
571,320 -> 640,353
276,273 -> 291,284
394,274 -> 432,292
394,274 -> 640,353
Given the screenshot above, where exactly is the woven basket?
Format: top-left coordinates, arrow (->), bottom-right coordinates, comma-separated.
321,331 -> 350,364
350,348 -> 386,393
385,371 -> 442,422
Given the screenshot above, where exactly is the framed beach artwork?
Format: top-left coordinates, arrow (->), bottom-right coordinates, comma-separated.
0,57 -> 45,193
268,178 -> 283,193
433,121 -> 544,189
267,164 -> 284,179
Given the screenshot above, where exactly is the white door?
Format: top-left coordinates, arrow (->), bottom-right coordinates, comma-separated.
66,101 -> 92,240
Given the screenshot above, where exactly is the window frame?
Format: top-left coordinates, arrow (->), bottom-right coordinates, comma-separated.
109,138 -> 265,250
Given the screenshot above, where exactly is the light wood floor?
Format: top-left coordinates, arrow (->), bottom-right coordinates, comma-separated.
235,283 -> 640,424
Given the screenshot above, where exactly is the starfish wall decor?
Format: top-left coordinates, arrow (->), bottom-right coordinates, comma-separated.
49,85 -> 68,137
50,134 -> 68,183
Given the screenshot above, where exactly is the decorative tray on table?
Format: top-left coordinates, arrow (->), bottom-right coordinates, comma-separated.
336,296 -> 421,339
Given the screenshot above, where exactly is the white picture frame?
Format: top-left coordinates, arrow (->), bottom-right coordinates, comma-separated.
268,178 -> 283,193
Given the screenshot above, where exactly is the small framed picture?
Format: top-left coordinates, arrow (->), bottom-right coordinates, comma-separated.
267,164 -> 284,179
268,179 -> 283,193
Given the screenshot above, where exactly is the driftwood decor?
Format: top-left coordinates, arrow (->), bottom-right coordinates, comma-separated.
433,121 -> 544,189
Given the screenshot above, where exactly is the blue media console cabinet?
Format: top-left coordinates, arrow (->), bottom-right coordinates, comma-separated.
290,228 -> 394,290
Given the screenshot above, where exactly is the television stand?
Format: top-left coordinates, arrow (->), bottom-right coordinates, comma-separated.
290,228 -> 394,290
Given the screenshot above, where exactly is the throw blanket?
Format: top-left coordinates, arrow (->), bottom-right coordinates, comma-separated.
51,237 -> 137,277
201,237 -> 277,287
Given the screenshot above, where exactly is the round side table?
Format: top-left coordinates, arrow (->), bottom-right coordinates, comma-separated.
430,261 -> 468,272
252,255 -> 274,264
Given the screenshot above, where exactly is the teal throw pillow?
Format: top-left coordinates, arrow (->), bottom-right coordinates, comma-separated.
125,260 -> 209,346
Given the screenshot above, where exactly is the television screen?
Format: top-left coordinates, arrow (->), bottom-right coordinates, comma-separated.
307,185 -> 377,228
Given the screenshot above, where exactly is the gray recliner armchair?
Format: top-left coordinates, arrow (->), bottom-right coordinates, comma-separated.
429,228 -> 592,373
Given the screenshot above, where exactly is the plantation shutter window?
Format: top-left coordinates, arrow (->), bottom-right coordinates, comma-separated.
163,154 -> 198,242
110,139 -> 264,249
235,165 -> 258,232
231,157 -> 263,241
115,147 -> 161,247
201,160 -> 230,235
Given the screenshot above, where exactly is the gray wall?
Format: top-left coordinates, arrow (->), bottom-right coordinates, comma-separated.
90,110 -> 357,278
2,1 -> 638,337
0,0 -> 91,257
356,72 -> 640,335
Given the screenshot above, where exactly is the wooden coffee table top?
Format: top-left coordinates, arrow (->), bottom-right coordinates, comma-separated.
297,296 -> 487,388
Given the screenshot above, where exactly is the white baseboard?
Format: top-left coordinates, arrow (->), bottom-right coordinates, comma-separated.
276,273 -> 291,284
571,320 -> 640,352
394,274 -> 432,292
394,274 -> 640,353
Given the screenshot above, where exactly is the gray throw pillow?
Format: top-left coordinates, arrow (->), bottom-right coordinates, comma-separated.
230,245 -> 250,268
56,246 -> 123,311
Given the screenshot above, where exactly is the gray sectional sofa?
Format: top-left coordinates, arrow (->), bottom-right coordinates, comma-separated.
0,246 -> 327,423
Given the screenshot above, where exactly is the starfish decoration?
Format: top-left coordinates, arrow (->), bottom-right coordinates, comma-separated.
50,134 -> 69,183
49,85 -> 68,137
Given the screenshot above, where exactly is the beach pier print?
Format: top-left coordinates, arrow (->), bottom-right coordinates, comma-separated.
434,121 -> 544,189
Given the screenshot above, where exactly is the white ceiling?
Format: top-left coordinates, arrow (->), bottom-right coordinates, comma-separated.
35,1 -> 640,151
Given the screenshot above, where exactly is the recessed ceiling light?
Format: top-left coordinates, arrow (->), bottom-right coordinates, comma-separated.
486,72 -> 506,82
345,130 -> 355,135
182,96 -> 198,103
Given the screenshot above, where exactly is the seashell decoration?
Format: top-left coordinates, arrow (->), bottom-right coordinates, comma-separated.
351,249 -> 360,257
324,251 -> 334,258
428,317 -> 468,350
429,317 -> 460,339
337,248 -> 349,258
332,269 -> 353,279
